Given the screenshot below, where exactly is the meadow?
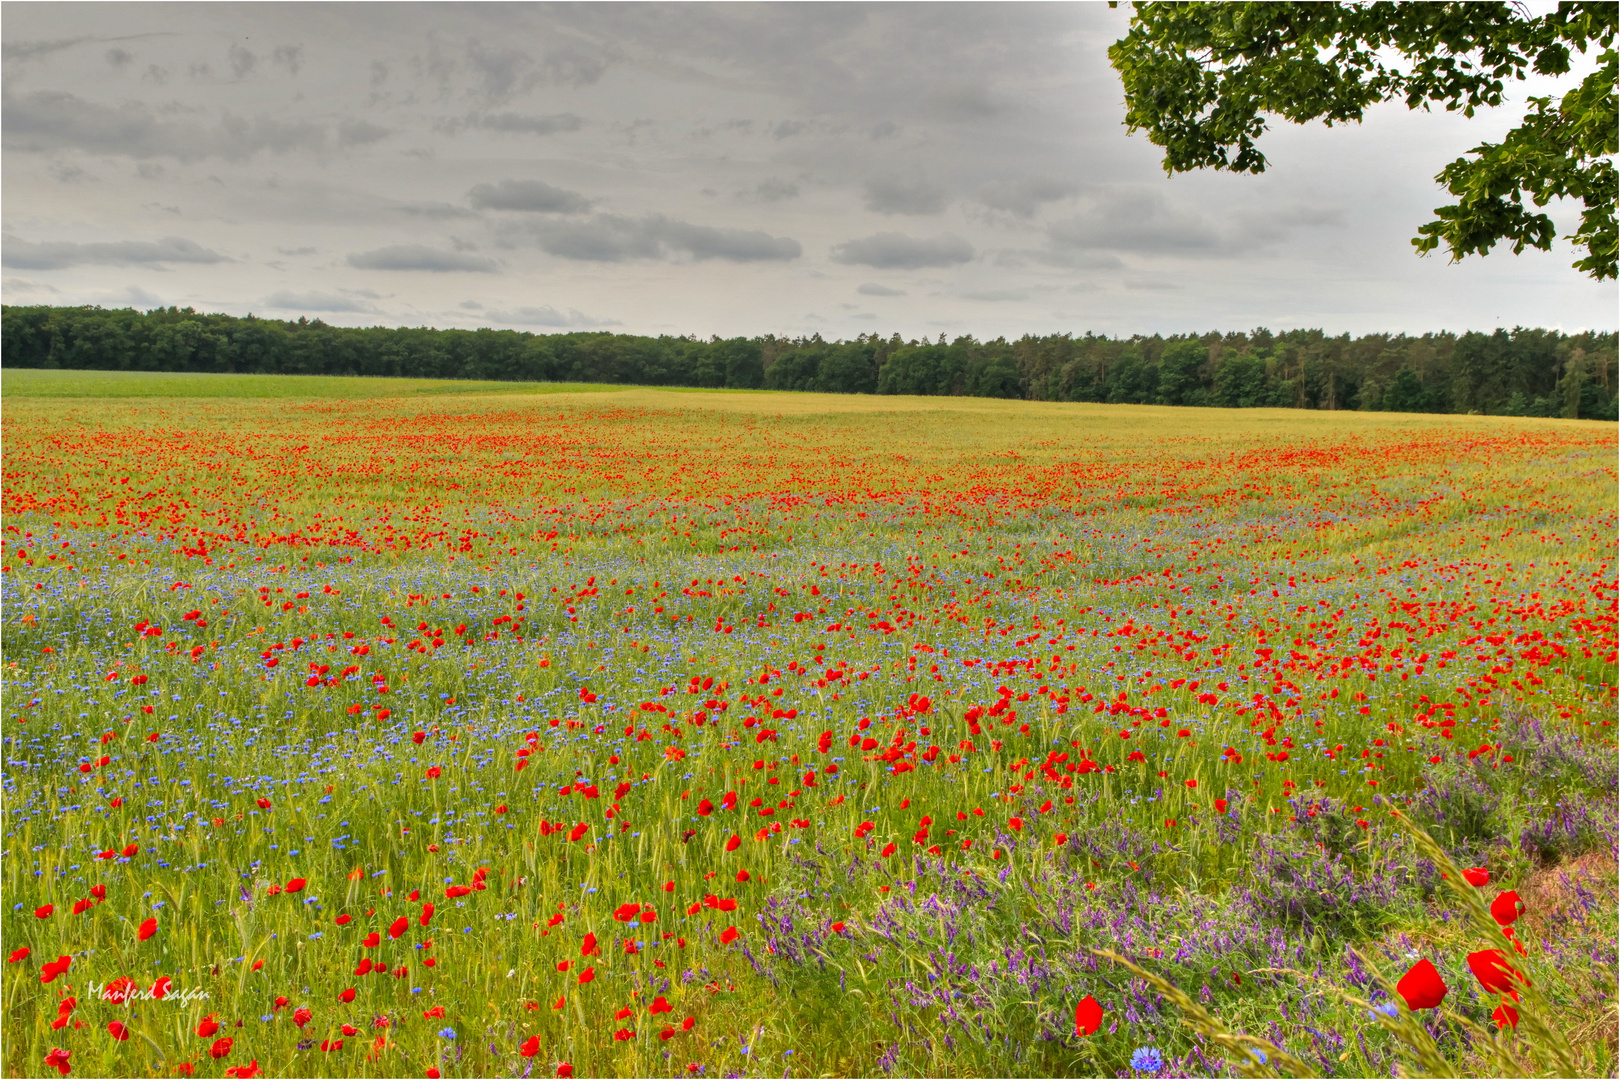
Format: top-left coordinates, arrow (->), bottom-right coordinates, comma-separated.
1,370 -> 1615,1079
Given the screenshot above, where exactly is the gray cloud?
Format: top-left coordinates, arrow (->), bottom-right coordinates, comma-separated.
263,289 -> 381,313
2,89 -> 328,160
227,44 -> 255,79
481,304 -> 620,328
978,178 -> 1080,218
2,235 -> 230,270
751,177 -> 800,202
337,120 -> 391,148
272,44 -> 303,75
467,179 -> 591,214
831,232 -> 973,269
1046,190 -> 1220,255
533,214 -> 801,263
346,245 -> 499,272
857,282 -> 905,296
863,176 -> 947,216
465,111 -> 583,136
105,47 -> 134,68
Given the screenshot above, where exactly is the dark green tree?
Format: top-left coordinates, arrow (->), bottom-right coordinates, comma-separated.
1109,2 -> 1618,279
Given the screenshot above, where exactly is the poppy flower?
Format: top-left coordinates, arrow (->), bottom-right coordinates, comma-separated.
294,1008 -> 313,1028
649,995 -> 673,1014
107,1021 -> 131,1041
520,1036 -> 541,1057
151,976 -> 172,999
613,1028 -> 635,1041
389,916 -> 408,940
1395,959 -> 1447,1010
1462,867 -> 1490,886
285,878 -> 306,893
557,1064 -> 575,1078
44,1048 -> 71,1075
581,933 -> 598,956
1489,890 -> 1522,927
682,1016 -> 696,1031
209,1037 -> 233,1059
720,926 -> 739,944
339,987 -> 357,1003
724,834 -> 741,852
1493,999 -> 1520,1030
35,905 -> 53,919
1467,950 -> 1527,995
578,966 -> 595,985
197,1016 -> 221,1038
137,917 -> 157,941
8,947 -> 30,963
1074,994 -> 1103,1036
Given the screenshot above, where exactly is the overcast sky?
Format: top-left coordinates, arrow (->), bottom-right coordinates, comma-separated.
3,2 -> 1613,340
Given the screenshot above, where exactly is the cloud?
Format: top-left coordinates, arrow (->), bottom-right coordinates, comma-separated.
961,288 -> 1030,302
2,276 -> 61,296
2,235 -> 230,270
105,47 -> 134,68
482,304 -> 620,328
1045,190 -> 1220,255
272,45 -> 303,75
830,232 -> 973,269
750,177 -> 800,202
458,111 -> 584,136
2,89 -> 329,160
227,44 -> 255,79
346,245 -> 499,272
337,120 -> 390,148
863,176 -> 947,215
532,214 -> 801,263
467,179 -> 592,214
857,282 -> 905,296
977,178 -> 1079,218
263,290 -> 382,313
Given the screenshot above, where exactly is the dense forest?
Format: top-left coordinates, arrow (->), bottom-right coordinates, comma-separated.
3,304 -> 1616,419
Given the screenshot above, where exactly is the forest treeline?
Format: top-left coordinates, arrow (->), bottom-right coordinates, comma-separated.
3,304 -> 1616,419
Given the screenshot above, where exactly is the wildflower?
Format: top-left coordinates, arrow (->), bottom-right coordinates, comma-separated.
1130,1046 -> 1164,1072
209,1037 -> 233,1059
138,917 -> 158,941
285,878 -> 307,893
44,1048 -> 71,1075
1489,890 -> 1522,927
107,1021 -> 131,1041
224,1062 -> 261,1079
1462,867 -> 1490,886
520,1036 -> 541,1057
1468,949 -> 1527,995
197,1016 -> 221,1037
1074,995 -> 1103,1036
1395,959 -> 1447,1010
557,1064 -> 575,1078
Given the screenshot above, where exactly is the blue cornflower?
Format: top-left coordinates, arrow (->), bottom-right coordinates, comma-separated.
438,1027 -> 457,1039
1129,1046 -> 1164,1073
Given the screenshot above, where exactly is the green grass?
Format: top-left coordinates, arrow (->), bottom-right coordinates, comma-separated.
1,368 -> 625,399
1,387 -> 1614,1078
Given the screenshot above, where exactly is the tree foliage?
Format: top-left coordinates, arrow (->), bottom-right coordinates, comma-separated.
4,304 -> 1616,420
1109,1 -> 1618,278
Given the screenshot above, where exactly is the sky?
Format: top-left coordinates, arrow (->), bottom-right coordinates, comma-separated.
3,1 -> 1614,341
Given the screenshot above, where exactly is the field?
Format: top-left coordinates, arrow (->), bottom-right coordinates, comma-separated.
2,371 -> 1616,1079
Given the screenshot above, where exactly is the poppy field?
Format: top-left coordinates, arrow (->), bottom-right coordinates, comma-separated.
2,372 -> 1616,1079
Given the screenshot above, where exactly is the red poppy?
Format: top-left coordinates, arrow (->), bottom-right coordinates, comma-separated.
224,1061 -> 261,1079
1074,994 -> 1103,1036
209,1037 -> 233,1059
1395,959 -> 1447,1010
151,976 -> 172,999
44,1048 -> 72,1075
578,966 -> 595,985
1462,867 -> 1490,887
285,878 -> 306,893
520,1036 -> 541,1057
649,995 -> 673,1014
1467,950 -> 1527,995
197,1015 -> 220,1038
35,905 -> 53,919
339,987 -> 357,1003
1489,890 -> 1521,926
107,1021 -> 131,1041
582,932 -> 598,956
725,834 -> 741,852
8,947 -> 31,963
137,917 -> 157,941
557,1064 -> 574,1078
720,926 -> 739,944
389,916 -> 408,940
294,1008 -> 313,1028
